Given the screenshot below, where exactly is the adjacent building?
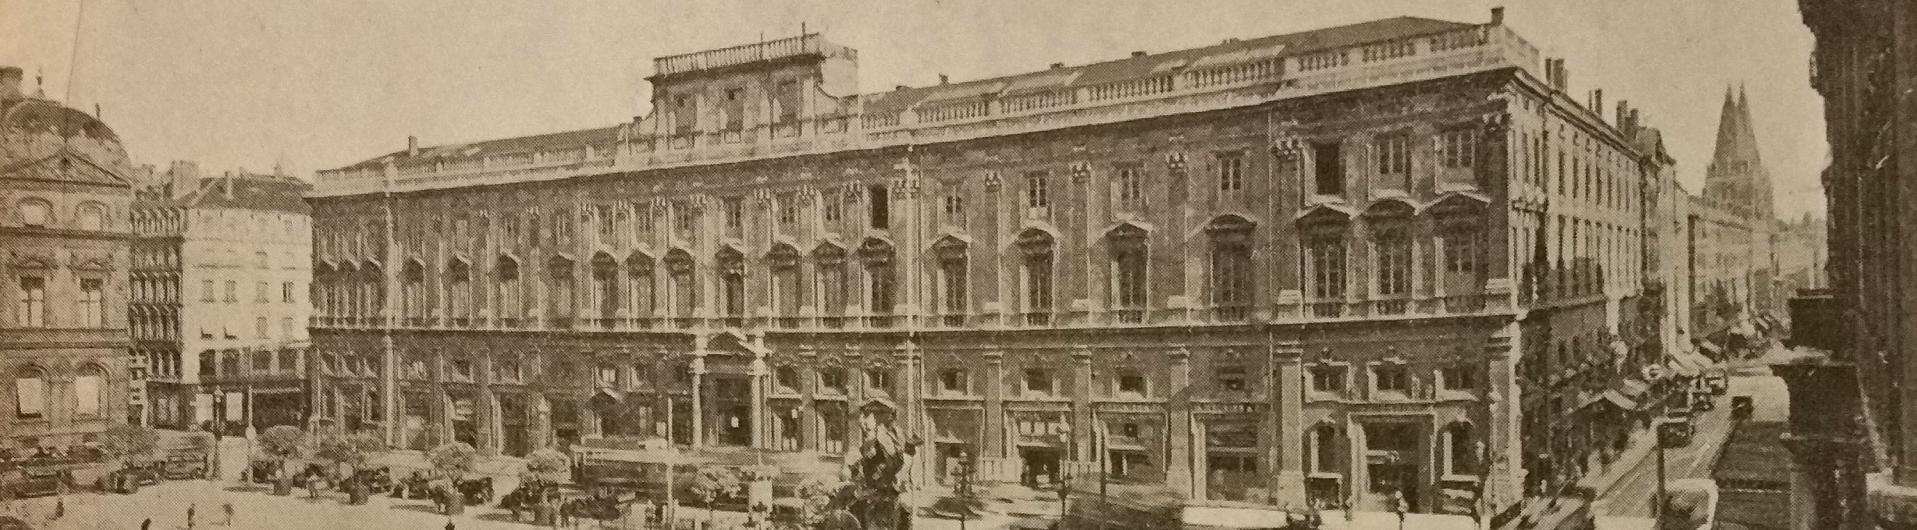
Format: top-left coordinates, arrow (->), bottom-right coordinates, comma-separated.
1792,1 -> 1917,528
307,10 -> 1660,519
131,164 -> 314,434
0,66 -> 137,450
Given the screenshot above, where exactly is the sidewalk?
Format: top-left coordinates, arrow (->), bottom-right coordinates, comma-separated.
1579,426 -> 1658,497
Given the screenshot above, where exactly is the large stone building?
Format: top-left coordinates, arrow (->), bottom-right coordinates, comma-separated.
1686,88 -> 1780,357
131,164 -> 313,434
1792,1 -> 1917,528
0,66 -> 137,449
308,10 -> 1661,517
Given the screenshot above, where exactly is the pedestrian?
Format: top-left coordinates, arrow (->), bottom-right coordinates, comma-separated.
445,517 -> 456,530
187,504 -> 197,529
54,497 -> 63,519
141,517 -> 152,530
222,502 -> 234,526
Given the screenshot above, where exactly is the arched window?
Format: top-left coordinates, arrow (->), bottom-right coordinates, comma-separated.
362,263 -> 385,319
627,253 -> 656,320
496,257 -> 522,324
767,245 -> 803,319
1367,202 -> 1415,314
75,365 -> 107,417
933,237 -> 969,320
16,198 -> 52,228
401,260 -> 426,321
1299,209 -> 1351,317
447,259 -> 472,324
76,202 -> 107,231
1309,423 -> 1340,475
1016,229 -> 1054,325
859,239 -> 897,317
547,256 -> 577,324
13,367 -> 47,419
1206,216 -> 1255,320
717,247 -> 746,319
665,249 -> 697,318
591,253 -> 619,320
1107,225 -> 1149,318
814,244 -> 847,321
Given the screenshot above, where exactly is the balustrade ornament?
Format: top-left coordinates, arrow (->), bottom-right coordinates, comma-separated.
983,170 -> 1003,191
1165,152 -> 1189,174
1270,136 -> 1306,160
1481,113 -> 1511,135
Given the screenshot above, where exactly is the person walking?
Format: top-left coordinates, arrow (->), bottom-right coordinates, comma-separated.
53,497 -> 63,519
187,504 -> 197,529
222,502 -> 234,526
444,517 -> 456,530
141,518 -> 152,530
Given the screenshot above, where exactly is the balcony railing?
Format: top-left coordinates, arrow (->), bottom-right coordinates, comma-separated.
1375,299 -> 1410,316
1023,312 -> 1053,326
941,314 -> 966,328
593,318 -> 618,330
865,315 -> 899,329
721,316 -> 746,329
1215,305 -> 1252,322
1311,302 -> 1347,318
1112,309 -> 1145,324
498,318 -> 522,329
820,316 -> 847,329
673,317 -> 700,329
450,317 -> 470,328
777,317 -> 804,329
1442,294 -> 1487,313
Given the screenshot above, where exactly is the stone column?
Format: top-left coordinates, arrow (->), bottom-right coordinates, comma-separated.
749,355 -> 768,450
1273,340 -> 1307,506
1483,323 -> 1525,514
1167,346 -> 1194,496
898,340 -> 929,488
531,392 -> 552,451
690,355 -> 706,449
1072,347 -> 1094,463
984,351 -> 1006,462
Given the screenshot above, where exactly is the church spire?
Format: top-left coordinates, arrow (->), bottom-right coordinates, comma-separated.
1705,83 -> 1776,221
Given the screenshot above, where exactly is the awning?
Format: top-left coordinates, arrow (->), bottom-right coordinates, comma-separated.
1602,390 -> 1638,410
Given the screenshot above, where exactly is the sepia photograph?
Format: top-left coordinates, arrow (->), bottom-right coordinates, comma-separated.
0,0 -> 1889,528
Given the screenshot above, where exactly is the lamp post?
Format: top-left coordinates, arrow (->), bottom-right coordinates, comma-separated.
1058,474 -> 1074,526
956,450 -> 974,530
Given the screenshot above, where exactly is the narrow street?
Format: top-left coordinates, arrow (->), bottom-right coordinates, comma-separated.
1592,367 -> 1791,520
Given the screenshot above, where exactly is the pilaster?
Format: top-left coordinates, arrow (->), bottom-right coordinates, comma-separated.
1071,347 -> 1094,462
1273,340 -> 1307,506
984,351 -> 1006,458
1484,323 -> 1525,514
1167,346 -> 1194,496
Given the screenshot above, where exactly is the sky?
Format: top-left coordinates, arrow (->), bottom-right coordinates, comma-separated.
0,0 -> 1828,219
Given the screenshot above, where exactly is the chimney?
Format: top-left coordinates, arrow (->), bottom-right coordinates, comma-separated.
1491,7 -> 1505,25
1593,89 -> 1603,116
938,74 -> 949,85
406,136 -> 419,157
1131,51 -> 1147,58
1616,100 -> 1630,128
221,173 -> 234,200
0,66 -> 22,101
1049,62 -> 1065,70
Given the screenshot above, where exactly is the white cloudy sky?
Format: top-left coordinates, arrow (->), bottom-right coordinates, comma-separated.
1,0 -> 1826,219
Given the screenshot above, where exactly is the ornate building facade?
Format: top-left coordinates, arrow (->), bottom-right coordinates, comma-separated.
308,10 -> 1657,517
132,165 -> 313,433
1794,1 -> 1917,528
1687,88 -> 1781,355
0,66 -> 137,449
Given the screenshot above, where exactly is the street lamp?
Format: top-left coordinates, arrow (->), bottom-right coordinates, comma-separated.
1058,474 -> 1074,525
956,450 -> 975,530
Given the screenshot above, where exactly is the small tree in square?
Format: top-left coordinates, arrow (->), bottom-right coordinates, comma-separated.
689,465 -> 743,530
427,442 -> 478,482
100,423 -> 160,468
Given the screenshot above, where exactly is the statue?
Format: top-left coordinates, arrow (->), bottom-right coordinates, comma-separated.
817,400 -> 920,530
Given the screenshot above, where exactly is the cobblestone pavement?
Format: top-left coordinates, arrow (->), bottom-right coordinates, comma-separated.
1,480 -> 1012,530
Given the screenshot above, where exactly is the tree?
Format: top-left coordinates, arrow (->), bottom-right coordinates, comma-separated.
688,465 -> 743,529
314,432 -> 385,473
257,425 -> 309,474
99,424 -> 160,467
521,448 -> 570,484
427,442 -> 478,482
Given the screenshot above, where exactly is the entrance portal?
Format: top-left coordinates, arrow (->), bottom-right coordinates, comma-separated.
1362,422 -> 1424,512
1019,447 -> 1061,487
707,376 -> 754,447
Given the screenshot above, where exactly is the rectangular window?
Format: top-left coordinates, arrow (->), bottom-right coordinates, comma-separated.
1023,369 -> 1053,396
1313,140 -> 1344,195
224,281 -> 237,303
1112,248 -> 1147,309
1445,233 -> 1479,274
202,280 -> 216,303
78,278 -> 103,327
1025,171 -> 1050,211
256,281 -> 268,303
820,368 -> 846,393
673,94 -> 697,134
281,317 -> 293,338
1441,365 -> 1478,391
723,88 -> 745,131
941,192 -> 965,225
1376,133 -> 1411,189
865,368 -> 892,395
283,282 -> 295,303
1115,165 -> 1144,210
777,192 -> 798,231
823,194 -> 843,223
672,201 -> 696,240
939,369 -> 967,395
1117,373 -> 1147,397
722,196 -> 744,238
1373,364 -> 1408,394
774,80 -> 802,123
255,316 -> 269,338
1217,152 -> 1244,192
1441,126 -> 1479,168
1376,234 -> 1412,296
18,277 -> 46,327
1310,365 -> 1346,394
868,184 -> 889,229
775,367 -> 799,393
1310,238 -> 1347,299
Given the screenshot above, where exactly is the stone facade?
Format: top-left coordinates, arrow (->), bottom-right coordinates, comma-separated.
0,66 -> 136,449
131,165 -> 314,433
307,11 -> 1656,518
